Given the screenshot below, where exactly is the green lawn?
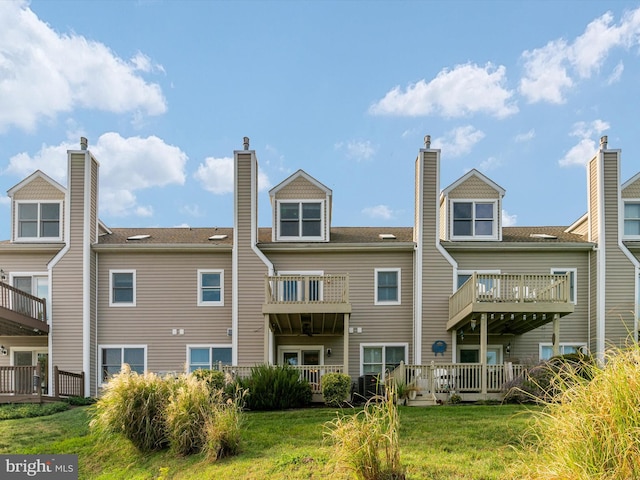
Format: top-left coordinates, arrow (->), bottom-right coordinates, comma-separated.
0,403 -> 536,479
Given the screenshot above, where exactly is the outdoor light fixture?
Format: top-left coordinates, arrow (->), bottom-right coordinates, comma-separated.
0,345 -> 6,356
326,348 -> 332,357
0,269 -> 6,282
506,343 -> 511,356
470,319 -> 477,330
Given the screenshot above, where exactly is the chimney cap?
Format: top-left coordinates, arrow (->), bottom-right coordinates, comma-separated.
80,137 -> 88,150
600,135 -> 608,149
243,137 -> 250,150
424,135 -> 431,149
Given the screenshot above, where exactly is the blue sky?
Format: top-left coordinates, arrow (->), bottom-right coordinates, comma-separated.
1,0 -> 640,240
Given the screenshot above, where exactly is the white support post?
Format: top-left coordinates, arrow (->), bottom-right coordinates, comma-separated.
480,313 -> 488,397
552,313 -> 560,357
264,314 -> 270,364
343,313 -> 349,375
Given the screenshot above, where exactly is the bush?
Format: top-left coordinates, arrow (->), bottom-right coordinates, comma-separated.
503,352 -> 595,403
325,383 -> 405,479
204,387 -> 246,461
165,375 -> 219,456
0,402 -> 69,420
237,364 -> 312,410
508,345 -> 640,479
90,365 -> 173,452
322,373 -> 352,407
190,369 -> 226,392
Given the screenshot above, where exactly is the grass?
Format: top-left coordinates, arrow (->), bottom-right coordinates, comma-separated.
0,403 -> 536,479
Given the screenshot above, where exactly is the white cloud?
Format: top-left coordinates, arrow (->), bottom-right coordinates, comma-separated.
559,119 -> 609,167
514,129 -> 536,143
502,210 -> 517,227
607,61 -> 624,85
3,133 -> 187,217
194,156 -> 271,194
0,1 -> 167,132
369,63 -> 517,119
180,204 -> 204,217
479,156 -> 503,171
520,7 -> 640,103
431,126 -> 485,158
335,140 -> 377,161
362,205 -> 394,220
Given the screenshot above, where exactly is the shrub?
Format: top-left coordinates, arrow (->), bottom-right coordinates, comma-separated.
90,365 -> 173,452
65,396 -> 97,406
190,369 -> 226,392
238,364 -> 312,411
325,383 -> 405,480
508,345 -> 640,479
503,352 -> 595,403
322,373 -> 352,407
204,387 -> 246,461
165,375 -> 219,456
0,402 -> 69,420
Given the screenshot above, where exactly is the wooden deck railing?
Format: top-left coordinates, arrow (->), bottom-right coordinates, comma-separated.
222,364 -> 344,395
389,361 -> 525,394
0,281 -> 47,321
0,365 -> 84,401
265,274 -> 349,305
450,273 -> 571,322
54,366 -> 85,398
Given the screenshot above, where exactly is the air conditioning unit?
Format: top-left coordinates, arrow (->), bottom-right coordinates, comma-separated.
358,374 -> 384,399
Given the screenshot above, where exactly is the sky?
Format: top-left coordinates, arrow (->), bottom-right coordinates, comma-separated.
1,0 -> 640,241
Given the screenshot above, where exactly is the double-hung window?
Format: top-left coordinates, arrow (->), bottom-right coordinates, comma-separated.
361,344 -> 407,375
278,201 -> 323,240
188,346 -> 232,372
452,201 -> 496,239
110,270 -> 135,306
100,346 -> 146,383
16,202 -> 61,240
375,268 -> 400,305
624,202 -> 640,237
198,270 -> 224,306
539,343 -> 586,360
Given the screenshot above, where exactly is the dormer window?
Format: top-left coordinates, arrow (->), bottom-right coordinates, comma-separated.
451,201 -> 497,240
278,201 -> 323,240
624,202 -> 640,237
16,202 -> 61,240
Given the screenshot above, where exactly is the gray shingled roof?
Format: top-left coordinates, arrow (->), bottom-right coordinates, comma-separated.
95,225 -> 587,245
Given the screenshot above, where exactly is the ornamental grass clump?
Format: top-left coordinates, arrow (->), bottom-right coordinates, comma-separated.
325,383 -> 405,480
204,387 -> 246,461
509,344 -> 640,479
90,365 -> 173,452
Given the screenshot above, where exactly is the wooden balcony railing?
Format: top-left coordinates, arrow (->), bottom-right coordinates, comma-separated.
449,273 -> 571,322
0,281 -> 47,323
265,274 -> 349,305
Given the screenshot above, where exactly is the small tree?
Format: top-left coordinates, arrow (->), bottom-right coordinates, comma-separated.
322,373 -> 352,407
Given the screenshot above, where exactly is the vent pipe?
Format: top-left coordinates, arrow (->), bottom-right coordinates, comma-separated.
424,135 -> 431,149
600,135 -> 608,150
243,136 -> 250,150
80,137 -> 88,150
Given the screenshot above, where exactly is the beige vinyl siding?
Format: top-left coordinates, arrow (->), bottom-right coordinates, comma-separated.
622,177 -> 640,198
236,153 -> 270,366
89,158 -> 99,391
51,153 -> 86,375
570,220 -> 589,237
266,250 -> 414,378
439,199 -> 446,240
588,155 -> 599,242
451,249 -> 590,362
97,251 -> 233,374
602,152 -> 636,346
0,252 -> 58,273
419,151 -> 456,363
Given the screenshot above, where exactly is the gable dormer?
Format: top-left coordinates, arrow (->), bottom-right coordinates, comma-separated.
440,169 -> 505,241
7,170 -> 66,243
269,169 -> 332,242
621,171 -> 640,240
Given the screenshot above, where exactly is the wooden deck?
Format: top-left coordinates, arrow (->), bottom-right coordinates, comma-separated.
0,365 -> 84,403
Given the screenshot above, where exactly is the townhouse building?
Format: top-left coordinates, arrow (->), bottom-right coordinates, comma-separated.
0,135 -> 638,402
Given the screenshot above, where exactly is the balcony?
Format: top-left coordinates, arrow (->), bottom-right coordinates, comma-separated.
448,273 -> 574,334
0,282 -> 48,335
263,274 -> 351,335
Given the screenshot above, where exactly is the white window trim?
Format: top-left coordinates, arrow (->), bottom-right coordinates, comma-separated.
98,345 -> 147,386
539,342 -> 587,360
551,268 -> 577,304
458,344 -> 503,364
276,199 -> 325,242
14,200 -> 63,242
622,199 -> 640,240
374,268 -> 401,305
359,342 -> 408,376
109,269 -> 136,307
186,344 -> 233,372
450,199 -> 498,241
277,345 -> 325,366
197,269 -> 224,306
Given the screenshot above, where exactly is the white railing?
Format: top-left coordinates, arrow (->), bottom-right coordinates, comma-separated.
221,364 -> 344,395
265,274 -> 349,305
389,362 -> 525,394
